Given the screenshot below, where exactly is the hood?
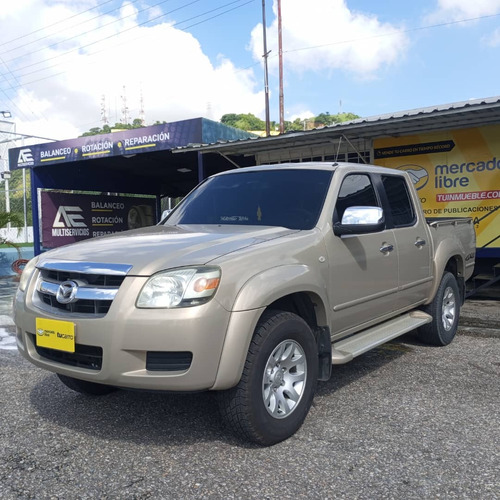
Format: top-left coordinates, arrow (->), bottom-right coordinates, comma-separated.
41,224 -> 298,275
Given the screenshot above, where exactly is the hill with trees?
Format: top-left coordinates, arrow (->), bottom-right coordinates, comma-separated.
220,111 -> 360,132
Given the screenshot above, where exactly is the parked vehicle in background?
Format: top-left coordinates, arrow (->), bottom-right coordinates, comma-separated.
14,162 -> 476,445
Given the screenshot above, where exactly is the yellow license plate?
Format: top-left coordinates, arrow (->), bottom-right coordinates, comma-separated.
36,318 -> 76,353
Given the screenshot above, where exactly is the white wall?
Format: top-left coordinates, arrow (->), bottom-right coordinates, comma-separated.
0,226 -> 33,244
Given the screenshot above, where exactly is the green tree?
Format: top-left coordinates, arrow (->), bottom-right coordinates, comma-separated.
80,119 -> 147,137
1,169 -> 31,226
0,211 -> 23,256
221,113 -> 266,131
222,112 -> 360,133
284,118 -> 308,132
314,111 -> 360,127
314,112 -> 336,127
336,112 -> 360,122
220,113 -> 240,128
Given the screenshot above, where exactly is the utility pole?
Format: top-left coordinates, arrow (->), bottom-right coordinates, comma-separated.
261,0 -> 271,137
278,0 -> 284,134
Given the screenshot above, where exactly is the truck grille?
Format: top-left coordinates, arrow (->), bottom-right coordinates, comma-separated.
33,260 -> 132,317
39,293 -> 113,315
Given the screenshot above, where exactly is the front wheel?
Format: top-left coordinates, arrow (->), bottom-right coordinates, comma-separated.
57,374 -> 117,396
417,272 -> 460,346
218,310 -> 318,446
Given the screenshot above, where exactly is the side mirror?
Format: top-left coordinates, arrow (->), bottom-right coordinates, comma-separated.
334,206 -> 385,236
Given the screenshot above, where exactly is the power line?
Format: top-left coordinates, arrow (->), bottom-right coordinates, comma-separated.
0,0 -> 117,49
6,5 -> 494,93
6,2 -> 496,128
283,13 -> 500,55
1,0 -> 176,65
176,0 -> 255,31
2,0 -> 254,85
0,56 -> 47,122
0,0 -> 142,56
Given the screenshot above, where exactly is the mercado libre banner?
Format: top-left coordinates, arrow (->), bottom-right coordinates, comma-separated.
374,124 -> 500,251
41,191 -> 156,249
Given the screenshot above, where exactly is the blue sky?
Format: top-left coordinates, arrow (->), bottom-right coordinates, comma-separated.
1,0 -> 500,142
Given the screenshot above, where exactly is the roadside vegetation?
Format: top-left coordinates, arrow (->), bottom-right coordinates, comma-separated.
220,111 -> 360,132
80,112 -> 361,137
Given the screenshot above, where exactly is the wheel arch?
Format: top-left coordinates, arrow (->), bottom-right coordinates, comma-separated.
212,288 -> 330,391
429,249 -> 466,305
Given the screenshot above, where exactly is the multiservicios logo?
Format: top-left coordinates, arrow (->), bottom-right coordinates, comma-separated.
52,206 -> 89,237
397,164 -> 429,190
17,148 -> 35,167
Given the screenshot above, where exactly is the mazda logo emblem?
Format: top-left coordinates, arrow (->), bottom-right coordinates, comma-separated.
56,280 -> 79,304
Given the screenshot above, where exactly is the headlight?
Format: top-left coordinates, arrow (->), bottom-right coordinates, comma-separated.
137,266 -> 221,308
18,256 -> 39,292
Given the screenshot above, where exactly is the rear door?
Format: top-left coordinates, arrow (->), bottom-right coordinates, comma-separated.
379,174 -> 433,308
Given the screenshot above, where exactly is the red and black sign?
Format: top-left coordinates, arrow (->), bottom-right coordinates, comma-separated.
41,191 -> 157,248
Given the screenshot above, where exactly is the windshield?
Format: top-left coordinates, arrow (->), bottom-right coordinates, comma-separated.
165,169 -> 333,230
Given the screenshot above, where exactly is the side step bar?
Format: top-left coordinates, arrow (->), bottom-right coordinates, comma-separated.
331,311 -> 432,365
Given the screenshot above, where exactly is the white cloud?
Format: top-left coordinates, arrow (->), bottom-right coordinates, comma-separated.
0,1 -> 264,140
288,110 -> 315,121
249,0 -> 409,78
427,0 -> 500,22
484,28 -> 500,46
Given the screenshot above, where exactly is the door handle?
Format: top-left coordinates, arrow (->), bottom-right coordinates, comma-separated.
415,238 -> 426,248
380,243 -> 394,253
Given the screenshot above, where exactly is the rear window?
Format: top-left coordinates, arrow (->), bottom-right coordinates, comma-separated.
382,175 -> 416,226
165,169 -> 333,230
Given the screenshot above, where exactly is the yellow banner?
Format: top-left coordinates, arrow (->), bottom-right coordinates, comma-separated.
374,125 -> 500,251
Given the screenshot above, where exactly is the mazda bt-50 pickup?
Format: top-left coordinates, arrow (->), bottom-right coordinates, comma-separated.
14,163 -> 476,445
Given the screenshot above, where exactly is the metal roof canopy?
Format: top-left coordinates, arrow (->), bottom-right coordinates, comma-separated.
173,97 -> 500,160
7,118 -> 256,255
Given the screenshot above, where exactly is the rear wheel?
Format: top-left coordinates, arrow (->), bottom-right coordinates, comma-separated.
57,374 -> 117,396
418,272 -> 460,346
218,310 -> 318,446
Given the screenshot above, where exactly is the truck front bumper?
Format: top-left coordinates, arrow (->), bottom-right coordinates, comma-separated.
14,275 -> 236,391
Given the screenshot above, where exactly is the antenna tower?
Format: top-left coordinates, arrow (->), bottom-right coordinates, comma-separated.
139,87 -> 145,125
120,86 -> 129,125
100,95 -> 109,126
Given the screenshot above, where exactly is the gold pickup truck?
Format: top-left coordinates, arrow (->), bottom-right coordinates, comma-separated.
14,163 -> 476,445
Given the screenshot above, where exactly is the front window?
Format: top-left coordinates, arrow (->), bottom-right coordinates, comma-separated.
165,169 -> 333,230
334,174 -> 379,223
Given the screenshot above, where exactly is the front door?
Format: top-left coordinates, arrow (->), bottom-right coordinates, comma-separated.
325,173 -> 399,336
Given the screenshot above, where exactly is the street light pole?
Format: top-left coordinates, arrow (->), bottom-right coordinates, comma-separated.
0,113 -> 14,231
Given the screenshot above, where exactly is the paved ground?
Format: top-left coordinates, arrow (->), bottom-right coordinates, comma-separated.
0,276 -> 18,350
0,277 -> 498,499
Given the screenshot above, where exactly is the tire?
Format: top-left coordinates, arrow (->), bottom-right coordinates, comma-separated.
417,272 -> 460,346
57,374 -> 117,396
128,205 -> 154,229
217,310 -> 318,446
127,206 -> 144,229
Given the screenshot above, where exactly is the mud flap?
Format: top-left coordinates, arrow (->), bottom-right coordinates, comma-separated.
316,327 -> 332,381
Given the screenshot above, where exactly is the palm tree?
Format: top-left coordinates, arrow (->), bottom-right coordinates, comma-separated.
0,211 -> 23,257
